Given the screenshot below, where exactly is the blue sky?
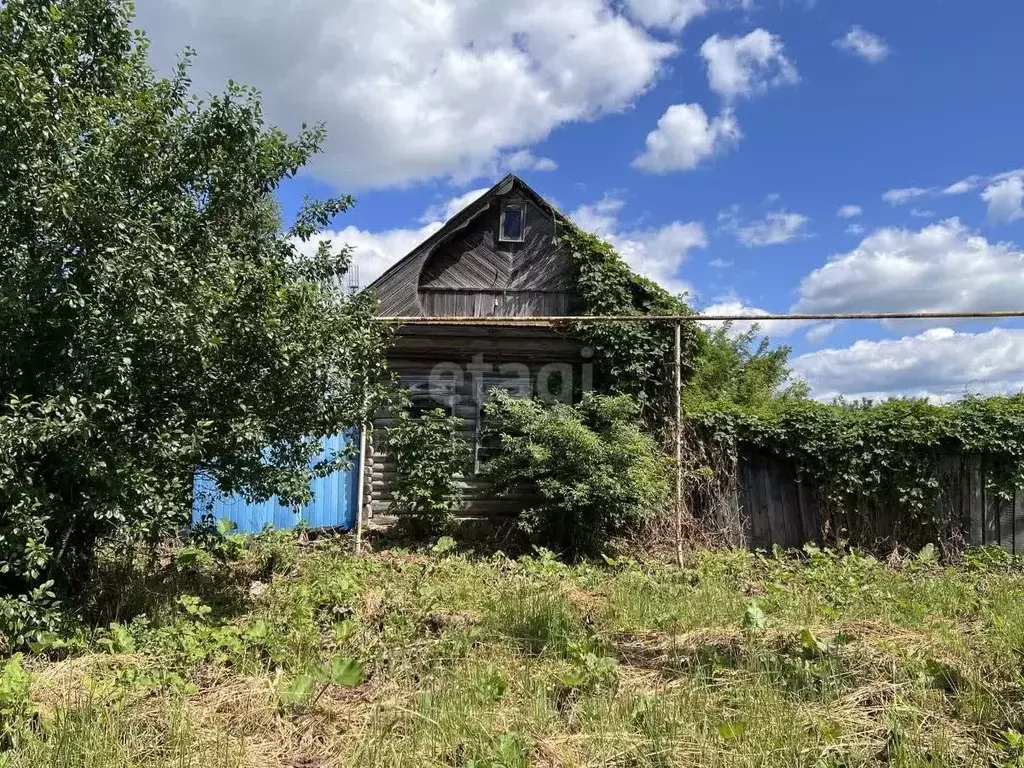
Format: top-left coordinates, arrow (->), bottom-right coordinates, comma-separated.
137,0 -> 1024,401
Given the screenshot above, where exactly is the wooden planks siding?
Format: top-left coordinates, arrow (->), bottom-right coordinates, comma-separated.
369,177 -> 577,318
419,289 -> 575,317
366,355 -> 582,519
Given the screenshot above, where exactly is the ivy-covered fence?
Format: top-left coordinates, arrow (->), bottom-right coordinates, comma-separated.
700,450 -> 1024,553
553,223 -> 1024,555
689,397 -> 1024,554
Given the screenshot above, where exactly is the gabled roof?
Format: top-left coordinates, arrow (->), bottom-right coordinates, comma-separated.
366,174 -> 565,295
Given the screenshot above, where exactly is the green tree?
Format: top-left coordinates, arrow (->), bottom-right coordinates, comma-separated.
482,391 -> 670,559
0,0 -> 392,607
686,325 -> 808,411
381,407 -> 469,535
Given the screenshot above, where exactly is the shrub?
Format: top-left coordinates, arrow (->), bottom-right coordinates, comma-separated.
382,409 -> 469,534
482,392 -> 670,559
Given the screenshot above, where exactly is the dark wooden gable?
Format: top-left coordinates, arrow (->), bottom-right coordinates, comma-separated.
369,175 -> 578,318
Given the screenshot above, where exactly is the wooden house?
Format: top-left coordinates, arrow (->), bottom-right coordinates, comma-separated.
362,174 -> 589,521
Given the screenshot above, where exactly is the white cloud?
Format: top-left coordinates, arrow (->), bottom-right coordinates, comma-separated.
420,187 -> 491,224
982,175 -> 1024,223
837,204 -> 862,218
633,104 -> 741,173
833,26 -> 890,63
622,0 -> 756,33
882,187 -> 931,205
909,208 -> 935,218
942,175 -> 983,195
701,299 -> 805,337
805,322 -> 837,344
709,258 -> 733,268
700,29 -> 799,100
570,196 -> 706,295
793,327 -> 1024,402
136,0 -> 677,189
297,223 -> 440,291
297,188 -> 494,288
795,218 -> 1024,315
570,195 -> 626,234
504,150 -> 558,173
845,223 -> 866,236
720,206 -> 810,246
883,167 -> 1024,211
623,0 -> 708,31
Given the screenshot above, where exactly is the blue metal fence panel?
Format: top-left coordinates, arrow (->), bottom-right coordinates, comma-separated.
192,432 -> 360,534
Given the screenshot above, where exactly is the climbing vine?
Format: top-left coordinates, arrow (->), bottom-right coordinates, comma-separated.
689,395 -> 1024,542
557,224 -> 800,430
554,220 -> 1024,550
557,225 -> 700,429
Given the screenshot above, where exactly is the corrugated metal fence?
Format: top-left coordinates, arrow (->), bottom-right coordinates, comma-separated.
192,432 -> 360,534
701,452 -> 1024,553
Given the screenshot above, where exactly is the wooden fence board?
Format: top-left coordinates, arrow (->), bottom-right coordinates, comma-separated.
745,455 -> 770,550
696,451 -> 1024,555
797,479 -> 820,545
970,456 -> 984,546
1014,488 -> 1024,556
778,463 -> 802,549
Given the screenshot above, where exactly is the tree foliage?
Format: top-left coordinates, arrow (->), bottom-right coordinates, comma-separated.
380,408 -> 469,534
0,0 -> 392,610
483,391 -> 670,559
685,325 -> 808,411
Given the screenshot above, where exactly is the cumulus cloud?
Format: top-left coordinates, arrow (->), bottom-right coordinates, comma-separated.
633,104 -> 741,173
701,299 -> 805,337
882,187 -> 931,206
570,197 -> 706,295
623,0 -> 709,31
295,223 -> 440,291
845,223 -> 866,236
700,29 -> 799,100
503,150 -> 558,173
720,206 -> 810,246
136,0 -> 676,189
942,175 -> 984,195
982,175 -> 1024,223
882,168 -> 1024,215
795,218 -> 1024,315
805,322 -> 837,344
793,327 -> 1024,402
419,187 -> 491,225
833,26 -> 890,63
837,205 -> 862,218
295,188 -> 493,288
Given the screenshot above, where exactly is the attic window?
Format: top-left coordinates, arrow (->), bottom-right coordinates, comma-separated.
499,202 -> 526,243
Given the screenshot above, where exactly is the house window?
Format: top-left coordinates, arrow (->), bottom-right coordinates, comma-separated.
499,202 -> 526,243
473,373 -> 533,472
404,378 -> 456,419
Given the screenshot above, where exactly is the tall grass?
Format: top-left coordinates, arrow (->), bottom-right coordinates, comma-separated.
4,539 -> 1024,766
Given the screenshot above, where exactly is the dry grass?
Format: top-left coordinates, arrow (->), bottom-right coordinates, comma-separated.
5,538 -> 1024,767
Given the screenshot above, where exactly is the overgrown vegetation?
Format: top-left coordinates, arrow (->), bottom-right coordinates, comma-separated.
381,407 -> 470,533
6,535 -> 1024,767
0,0 -> 391,634
690,395 -> 1024,547
483,391 -> 670,559
558,225 -> 802,427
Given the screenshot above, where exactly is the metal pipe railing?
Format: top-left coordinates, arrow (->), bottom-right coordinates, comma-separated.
377,310 -> 1024,325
